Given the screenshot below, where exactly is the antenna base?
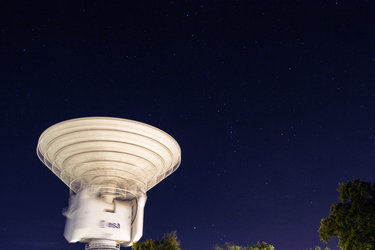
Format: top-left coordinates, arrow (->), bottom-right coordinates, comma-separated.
85,239 -> 120,250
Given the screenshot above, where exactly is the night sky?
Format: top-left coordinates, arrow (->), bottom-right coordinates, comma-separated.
2,1 -> 375,250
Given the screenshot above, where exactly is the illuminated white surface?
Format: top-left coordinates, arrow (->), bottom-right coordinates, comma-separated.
37,117 -> 181,194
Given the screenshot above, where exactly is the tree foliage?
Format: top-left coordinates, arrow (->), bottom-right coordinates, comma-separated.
132,231 -> 180,250
318,179 -> 375,249
305,247 -> 330,250
216,241 -> 275,250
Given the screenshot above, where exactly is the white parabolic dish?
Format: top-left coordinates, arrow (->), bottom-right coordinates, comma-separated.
37,117 -> 181,195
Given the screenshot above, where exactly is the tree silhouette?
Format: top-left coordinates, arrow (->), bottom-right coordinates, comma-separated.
319,179 -> 375,249
132,231 -> 180,250
216,241 -> 275,250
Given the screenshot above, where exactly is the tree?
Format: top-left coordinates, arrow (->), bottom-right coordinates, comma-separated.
216,241 -> 275,250
132,231 -> 181,250
318,179 -> 375,249
305,247 -> 330,250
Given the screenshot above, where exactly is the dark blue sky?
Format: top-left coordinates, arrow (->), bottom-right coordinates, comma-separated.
2,1 -> 375,249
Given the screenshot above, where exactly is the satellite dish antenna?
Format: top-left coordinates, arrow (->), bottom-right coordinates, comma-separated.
37,117 -> 181,249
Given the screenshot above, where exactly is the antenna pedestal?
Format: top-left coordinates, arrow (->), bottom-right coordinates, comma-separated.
64,188 -> 147,247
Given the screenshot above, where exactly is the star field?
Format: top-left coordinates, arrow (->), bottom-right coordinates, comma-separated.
2,1 -> 375,250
